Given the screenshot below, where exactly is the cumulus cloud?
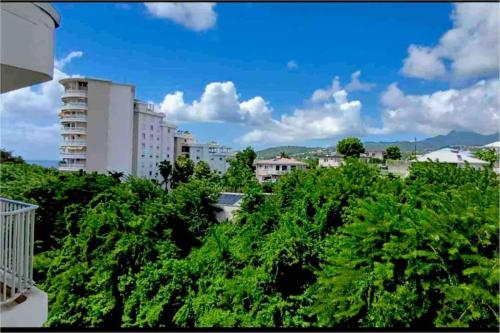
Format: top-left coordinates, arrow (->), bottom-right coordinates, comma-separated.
345,70 -> 376,92
240,89 -> 365,144
158,81 -> 272,125
371,79 -> 499,136
0,51 -> 82,159
144,3 -> 217,31
310,70 -> 374,103
287,60 -> 298,70
401,3 -> 499,80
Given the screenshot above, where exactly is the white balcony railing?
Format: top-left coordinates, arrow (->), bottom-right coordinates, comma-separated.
60,126 -> 87,134
59,163 -> 86,171
61,102 -> 87,111
60,140 -> 87,147
60,152 -> 87,159
62,89 -> 87,98
60,114 -> 87,122
0,197 -> 38,304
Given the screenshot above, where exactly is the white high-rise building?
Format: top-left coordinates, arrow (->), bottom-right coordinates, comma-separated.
59,78 -> 135,174
132,101 -> 176,181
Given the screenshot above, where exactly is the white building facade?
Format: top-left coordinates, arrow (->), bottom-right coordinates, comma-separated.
186,142 -> 234,174
254,157 -> 308,183
132,102 -> 177,181
59,78 -> 135,174
1,3 -> 60,93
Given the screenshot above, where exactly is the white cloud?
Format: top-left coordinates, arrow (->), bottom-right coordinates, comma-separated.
287,60 -> 298,70
401,3 -> 499,80
345,70 -> 376,92
371,79 -> 499,136
54,51 -> 83,70
158,81 -> 272,125
310,70 -> 374,103
144,3 -> 217,31
240,89 -> 365,144
0,51 -> 82,159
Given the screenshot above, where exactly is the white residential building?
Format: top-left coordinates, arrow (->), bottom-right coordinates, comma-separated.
363,150 -> 384,160
59,77 -> 135,174
132,101 -> 176,181
318,155 -> 344,168
482,141 -> 500,153
416,148 -> 489,170
172,132 -> 233,174
254,157 -> 307,183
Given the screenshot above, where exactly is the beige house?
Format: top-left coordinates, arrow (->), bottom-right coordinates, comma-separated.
254,157 -> 307,183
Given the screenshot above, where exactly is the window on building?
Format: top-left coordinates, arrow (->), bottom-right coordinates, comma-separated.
196,156 -> 200,160
282,165 -> 288,171
291,166 -> 296,170
141,143 -> 145,149
219,157 -> 223,161
150,125 -> 154,130
276,165 -> 280,171
149,171 -> 152,176
142,133 -> 145,139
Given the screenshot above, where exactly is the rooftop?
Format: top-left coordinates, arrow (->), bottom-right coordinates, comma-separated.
416,148 -> 488,164
254,157 -> 308,166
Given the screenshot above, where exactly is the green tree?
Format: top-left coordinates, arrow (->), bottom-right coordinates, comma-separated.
383,145 -> 402,160
158,160 -> 173,186
193,161 -> 212,179
172,155 -> 194,186
336,137 -> 365,157
0,149 -> 25,163
279,151 -> 290,158
474,149 -> 498,167
224,147 -> 258,192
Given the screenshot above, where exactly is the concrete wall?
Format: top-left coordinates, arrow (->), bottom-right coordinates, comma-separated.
107,85 -> 134,174
1,3 -> 59,92
86,81 -> 110,172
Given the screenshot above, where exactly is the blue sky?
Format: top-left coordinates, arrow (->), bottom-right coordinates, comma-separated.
1,3 -> 498,159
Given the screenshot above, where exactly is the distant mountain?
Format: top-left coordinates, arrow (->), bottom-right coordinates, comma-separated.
364,130 -> 499,153
256,146 -> 325,159
256,131 -> 499,159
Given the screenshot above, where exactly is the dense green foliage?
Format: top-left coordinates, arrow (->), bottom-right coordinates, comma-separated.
172,155 -> 195,186
0,157 -> 498,329
384,145 -> 402,160
336,137 -> 365,157
224,147 -> 258,192
474,149 -> 498,167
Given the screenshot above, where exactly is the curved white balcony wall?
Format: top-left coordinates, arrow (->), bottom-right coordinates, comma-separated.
1,3 -> 60,93
61,102 -> 87,111
60,115 -> 87,122
60,152 -> 86,159
62,90 -> 87,99
59,164 -> 86,171
60,140 -> 87,147
60,127 -> 87,135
